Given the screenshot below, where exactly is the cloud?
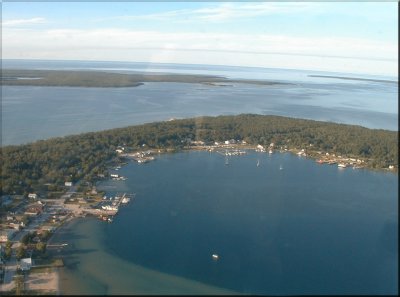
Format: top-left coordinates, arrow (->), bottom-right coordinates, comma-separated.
94,2 -> 319,23
2,17 -> 46,27
3,28 -> 397,76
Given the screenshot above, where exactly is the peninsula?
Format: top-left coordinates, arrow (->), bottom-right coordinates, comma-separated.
1,114 -> 397,197
1,69 -> 287,88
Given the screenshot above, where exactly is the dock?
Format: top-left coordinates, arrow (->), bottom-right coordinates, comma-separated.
82,192 -> 134,219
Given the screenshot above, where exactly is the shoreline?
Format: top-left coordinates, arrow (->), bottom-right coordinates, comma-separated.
1,69 -> 288,88
43,211 -> 82,295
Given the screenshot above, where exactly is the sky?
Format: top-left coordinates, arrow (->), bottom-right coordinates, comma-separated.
2,1 -> 398,76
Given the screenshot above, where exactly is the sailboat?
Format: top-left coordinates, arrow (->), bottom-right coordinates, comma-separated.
225,155 -> 229,165
279,165 -> 283,170
257,159 -> 260,167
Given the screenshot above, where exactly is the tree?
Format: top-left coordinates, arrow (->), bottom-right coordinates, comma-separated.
35,242 -> 46,254
16,246 -> 26,260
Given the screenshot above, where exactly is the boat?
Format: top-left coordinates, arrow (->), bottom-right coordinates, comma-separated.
212,254 -> 219,260
121,197 -> 131,204
257,159 -> 260,167
101,205 -> 118,211
279,165 -> 283,170
338,163 -> 347,168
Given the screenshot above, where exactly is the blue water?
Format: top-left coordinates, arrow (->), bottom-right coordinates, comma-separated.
1,60 -> 398,146
56,151 -> 398,295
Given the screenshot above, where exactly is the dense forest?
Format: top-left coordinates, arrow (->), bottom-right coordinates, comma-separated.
1,114 -> 398,196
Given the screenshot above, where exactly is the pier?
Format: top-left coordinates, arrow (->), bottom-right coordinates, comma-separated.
81,192 -> 134,219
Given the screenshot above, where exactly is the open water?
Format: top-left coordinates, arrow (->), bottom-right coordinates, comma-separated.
52,151 -> 398,295
1,59 -> 398,146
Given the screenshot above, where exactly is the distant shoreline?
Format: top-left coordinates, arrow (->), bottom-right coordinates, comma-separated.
308,74 -> 397,84
1,69 -> 288,88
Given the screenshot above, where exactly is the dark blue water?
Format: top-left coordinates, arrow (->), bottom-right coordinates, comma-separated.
1,60 -> 398,146
88,151 -> 397,295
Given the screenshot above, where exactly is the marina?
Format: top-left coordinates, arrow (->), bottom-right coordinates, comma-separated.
80,192 -> 136,222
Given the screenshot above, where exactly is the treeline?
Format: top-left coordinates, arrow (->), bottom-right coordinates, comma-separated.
1,114 -> 397,196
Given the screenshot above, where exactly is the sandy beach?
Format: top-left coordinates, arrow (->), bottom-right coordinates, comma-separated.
25,267 -> 59,295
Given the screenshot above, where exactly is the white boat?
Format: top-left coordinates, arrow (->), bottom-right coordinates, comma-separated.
338,163 -> 347,168
257,159 -> 260,167
101,205 -> 118,211
212,254 -> 219,260
121,197 -> 131,204
279,165 -> 283,170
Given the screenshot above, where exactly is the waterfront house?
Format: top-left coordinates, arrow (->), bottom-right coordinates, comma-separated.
65,181 -> 73,187
41,225 -> 55,232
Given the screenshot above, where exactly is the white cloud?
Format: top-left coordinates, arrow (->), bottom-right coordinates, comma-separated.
3,28 -> 397,76
94,2 -> 319,23
2,17 -> 46,27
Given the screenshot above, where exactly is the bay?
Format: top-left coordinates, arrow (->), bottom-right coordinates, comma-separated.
55,151 -> 398,295
1,60 -> 398,146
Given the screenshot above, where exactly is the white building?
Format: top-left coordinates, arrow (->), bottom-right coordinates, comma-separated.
28,193 -> 37,199
65,181 -> 73,187
19,258 -> 32,271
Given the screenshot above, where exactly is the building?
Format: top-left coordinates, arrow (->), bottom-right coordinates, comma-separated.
28,193 -> 37,199
65,181 -> 73,187
41,225 -> 55,232
19,258 -> 32,271
25,204 -> 43,216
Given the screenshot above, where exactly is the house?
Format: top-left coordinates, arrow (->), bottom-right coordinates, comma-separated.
65,181 -> 73,187
41,225 -> 55,232
28,193 -> 37,199
19,258 -> 32,271
9,222 -> 21,230
110,174 -> 119,178
25,204 -> 43,216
